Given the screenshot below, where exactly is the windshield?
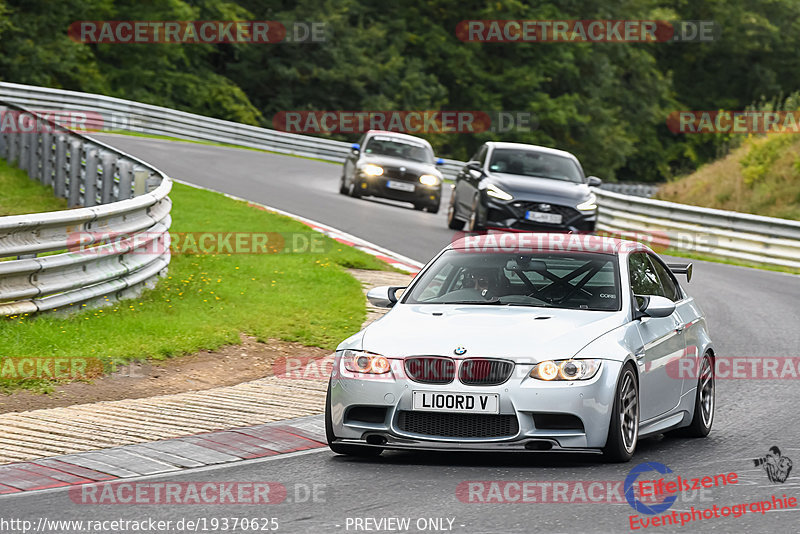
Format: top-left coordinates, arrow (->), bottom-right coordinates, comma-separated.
404,250 -> 620,311
488,148 -> 583,183
364,136 -> 434,163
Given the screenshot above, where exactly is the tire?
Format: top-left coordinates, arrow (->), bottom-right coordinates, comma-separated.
675,352 -> 715,438
325,381 -> 383,457
427,204 -> 440,215
348,178 -> 362,199
467,196 -> 484,232
413,203 -> 425,211
447,195 -> 465,230
603,363 -> 639,462
339,174 -> 348,195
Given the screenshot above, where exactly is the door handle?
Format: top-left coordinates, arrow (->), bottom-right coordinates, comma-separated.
635,349 -> 646,361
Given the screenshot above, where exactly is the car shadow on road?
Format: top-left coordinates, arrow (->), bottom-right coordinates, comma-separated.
327,433 -> 707,469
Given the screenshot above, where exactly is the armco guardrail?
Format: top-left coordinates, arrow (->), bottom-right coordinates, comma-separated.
0,101 -> 172,316
595,189 -> 800,269
599,182 -> 659,198
0,82 -> 468,179
2,82 -> 798,269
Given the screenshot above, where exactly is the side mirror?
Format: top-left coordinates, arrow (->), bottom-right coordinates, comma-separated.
465,161 -> 482,171
436,157 -> 444,166
587,176 -> 602,187
635,295 -> 675,319
465,161 -> 483,179
351,143 -> 360,155
366,286 -> 406,308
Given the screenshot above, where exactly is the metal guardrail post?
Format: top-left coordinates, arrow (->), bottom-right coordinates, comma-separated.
53,134 -> 67,197
83,147 -> 99,207
133,169 -> 147,196
99,151 -> 116,204
40,132 -> 53,187
0,108 -> 7,159
116,160 -> 133,200
67,138 -> 82,207
18,131 -> 28,172
28,131 -> 40,181
7,129 -> 18,165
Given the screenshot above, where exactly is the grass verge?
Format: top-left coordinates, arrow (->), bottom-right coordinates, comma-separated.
1,180 -> 389,393
657,135 -> 800,221
0,159 -> 67,215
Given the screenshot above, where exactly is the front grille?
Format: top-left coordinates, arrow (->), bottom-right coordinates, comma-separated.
397,411 -> 519,438
513,202 -> 579,222
459,359 -> 514,386
405,357 -> 455,384
382,167 -> 419,182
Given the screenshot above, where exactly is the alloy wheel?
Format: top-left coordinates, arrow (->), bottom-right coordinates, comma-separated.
699,355 -> 715,428
619,372 -> 639,453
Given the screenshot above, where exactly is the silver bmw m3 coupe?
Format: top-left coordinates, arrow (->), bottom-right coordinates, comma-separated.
325,233 -> 715,461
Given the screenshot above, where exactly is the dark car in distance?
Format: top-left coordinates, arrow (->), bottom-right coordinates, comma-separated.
340,131 -> 444,213
447,142 -> 602,232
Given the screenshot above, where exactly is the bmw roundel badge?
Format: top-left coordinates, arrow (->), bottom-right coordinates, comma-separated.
454,346 -> 467,355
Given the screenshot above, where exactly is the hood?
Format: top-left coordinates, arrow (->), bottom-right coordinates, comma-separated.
362,304 -> 624,362
488,173 -> 590,204
361,154 -> 440,177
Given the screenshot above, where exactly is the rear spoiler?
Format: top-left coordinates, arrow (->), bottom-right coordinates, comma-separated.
667,263 -> 693,282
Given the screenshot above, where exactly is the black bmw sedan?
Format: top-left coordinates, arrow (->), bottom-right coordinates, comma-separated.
447,142 -> 602,232
340,130 -> 444,213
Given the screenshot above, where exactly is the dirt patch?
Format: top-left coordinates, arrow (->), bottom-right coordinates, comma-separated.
0,335 -> 330,414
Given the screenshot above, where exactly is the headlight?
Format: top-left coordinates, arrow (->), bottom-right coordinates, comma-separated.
577,193 -> 597,211
342,350 -> 391,374
419,174 -> 440,186
530,359 -> 602,381
486,184 -> 513,201
362,164 -> 384,176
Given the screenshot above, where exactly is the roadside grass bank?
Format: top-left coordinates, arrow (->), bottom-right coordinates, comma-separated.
657,135 -> 800,221
0,159 -> 67,215
1,180 -> 389,393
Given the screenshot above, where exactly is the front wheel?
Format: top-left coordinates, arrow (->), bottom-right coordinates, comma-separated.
348,178 -> 362,199
603,364 -> 639,462
325,381 -> 382,457
446,196 -> 465,230
339,174 -> 348,195
467,196 -> 484,232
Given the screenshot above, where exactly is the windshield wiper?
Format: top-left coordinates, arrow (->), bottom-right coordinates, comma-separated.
525,174 -> 576,183
441,299 -> 502,305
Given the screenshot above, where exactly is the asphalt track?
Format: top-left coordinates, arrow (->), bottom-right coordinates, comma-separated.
3,134 -> 798,533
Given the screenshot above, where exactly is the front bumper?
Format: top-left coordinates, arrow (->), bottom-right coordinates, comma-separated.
484,198 -> 596,233
329,357 -> 622,452
356,174 -> 441,206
